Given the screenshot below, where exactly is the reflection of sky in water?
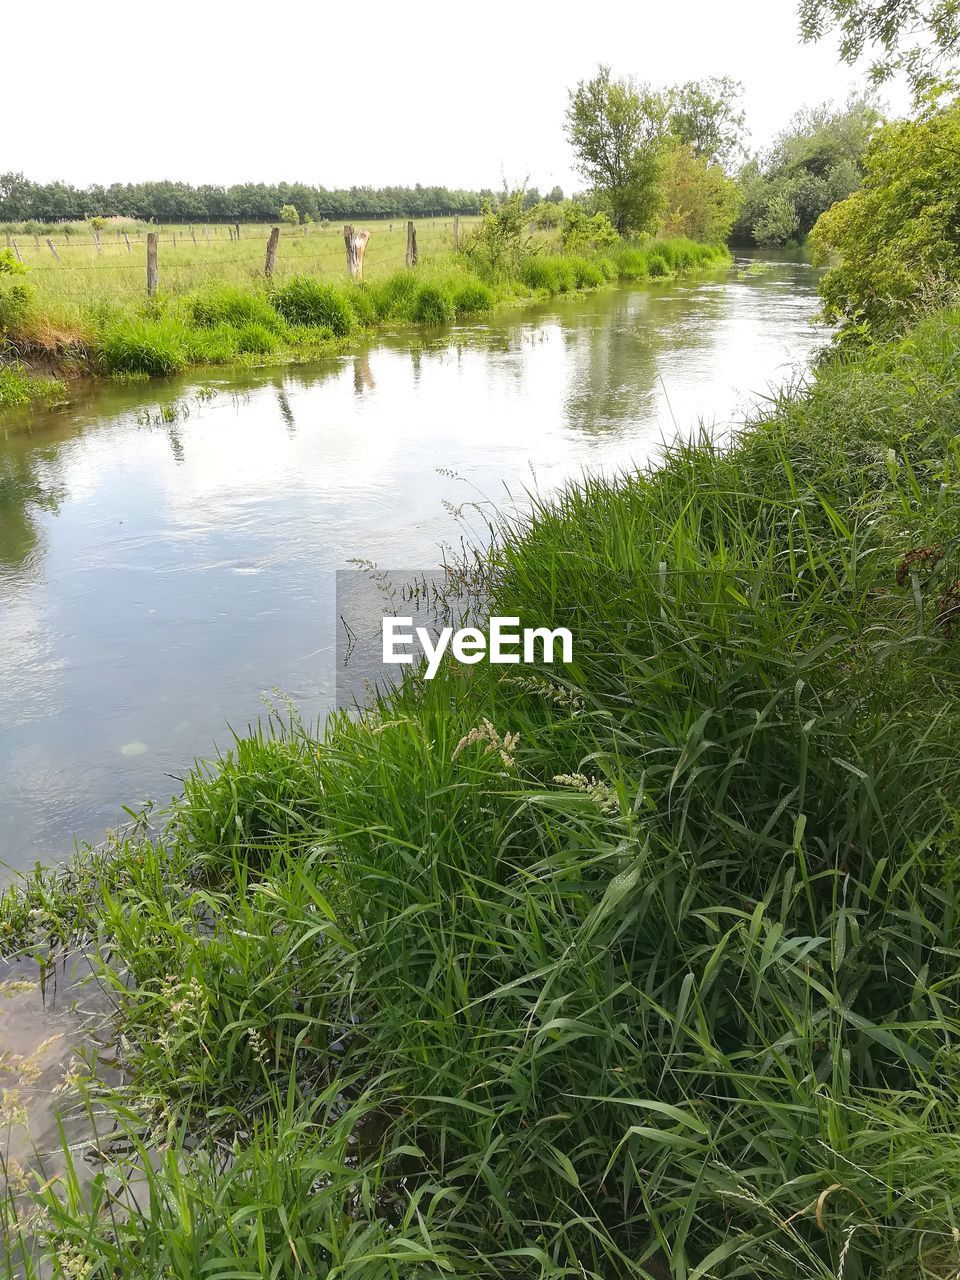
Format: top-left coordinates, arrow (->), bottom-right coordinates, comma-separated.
0,261 -> 827,867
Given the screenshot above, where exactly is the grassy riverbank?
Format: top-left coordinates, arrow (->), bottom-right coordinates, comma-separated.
2,302 -> 960,1277
0,238 -> 729,406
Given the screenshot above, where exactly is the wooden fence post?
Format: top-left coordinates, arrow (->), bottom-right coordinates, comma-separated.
343,225 -> 370,279
93,227 -> 102,256
124,233 -> 132,254
405,220 -> 418,268
146,232 -> 159,297
453,216 -> 460,250
234,222 -> 241,240
264,225 -> 280,278
172,231 -> 177,248
11,240 -> 22,264
191,226 -> 197,245
46,239 -> 61,263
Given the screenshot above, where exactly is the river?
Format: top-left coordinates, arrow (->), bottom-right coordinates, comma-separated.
0,256 -> 827,871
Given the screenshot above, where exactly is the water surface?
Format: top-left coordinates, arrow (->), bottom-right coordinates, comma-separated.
0,259 -> 826,869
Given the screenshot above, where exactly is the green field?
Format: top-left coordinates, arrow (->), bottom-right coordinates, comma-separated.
4,217 -> 485,310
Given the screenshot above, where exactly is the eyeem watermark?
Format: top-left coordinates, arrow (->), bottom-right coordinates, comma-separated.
383,616 -> 573,679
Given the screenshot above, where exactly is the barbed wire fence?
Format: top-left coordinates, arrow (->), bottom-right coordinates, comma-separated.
2,216 -> 494,296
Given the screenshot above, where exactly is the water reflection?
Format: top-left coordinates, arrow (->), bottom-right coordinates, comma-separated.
0,260 -> 826,868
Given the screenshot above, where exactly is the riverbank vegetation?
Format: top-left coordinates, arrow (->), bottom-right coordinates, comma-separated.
4,291 -> 960,1276
5,4 -> 960,1269
0,224 -> 728,386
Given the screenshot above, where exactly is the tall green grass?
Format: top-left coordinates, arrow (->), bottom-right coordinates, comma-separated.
0,363 -> 66,407
3,308 -> 960,1277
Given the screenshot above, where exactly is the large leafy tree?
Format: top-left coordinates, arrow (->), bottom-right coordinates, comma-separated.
666,76 -> 747,170
565,67 -> 667,235
810,100 -> 960,338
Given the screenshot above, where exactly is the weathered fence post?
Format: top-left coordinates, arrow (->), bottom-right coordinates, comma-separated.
453,216 -> 460,250
124,232 -> 132,254
46,239 -> 61,263
343,225 -> 370,280
234,222 -> 241,240
190,226 -> 197,245
11,240 -> 22,264
172,231 -> 177,248
146,232 -> 159,297
92,227 -> 102,256
203,226 -> 210,242
405,220 -> 418,268
264,226 -> 280,278
228,226 -> 234,242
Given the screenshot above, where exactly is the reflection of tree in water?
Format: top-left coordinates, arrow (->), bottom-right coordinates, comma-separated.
0,443 -> 65,571
353,352 -> 376,396
560,285 -> 728,434
274,383 -> 297,435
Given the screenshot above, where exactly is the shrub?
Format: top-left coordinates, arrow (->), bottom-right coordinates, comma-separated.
99,318 -> 187,376
0,248 -> 27,276
811,101 -> 960,341
560,206 -> 619,254
271,277 -> 354,335
646,252 -> 670,277
451,279 -> 494,315
0,279 -> 31,335
189,284 -> 284,333
410,283 -> 454,325
460,192 -> 533,282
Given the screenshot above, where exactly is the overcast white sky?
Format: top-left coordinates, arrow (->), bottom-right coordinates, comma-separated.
7,0 -> 909,191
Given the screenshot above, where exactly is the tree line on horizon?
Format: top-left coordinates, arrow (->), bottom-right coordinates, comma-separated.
0,177 -> 568,226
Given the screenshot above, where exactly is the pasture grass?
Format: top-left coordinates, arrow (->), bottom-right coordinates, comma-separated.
2,306 -> 960,1277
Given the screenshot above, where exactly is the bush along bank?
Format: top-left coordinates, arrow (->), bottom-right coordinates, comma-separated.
0,238 -> 730,396
3,304 -> 960,1277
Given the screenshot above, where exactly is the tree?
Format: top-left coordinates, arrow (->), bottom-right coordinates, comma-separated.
666,76 -> 747,170
279,204 -> 300,226
659,145 -> 742,242
730,93 -> 881,245
810,100 -> 960,338
565,67 -> 667,235
559,205 -> 620,253
753,193 -> 801,245
799,0 -> 960,94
